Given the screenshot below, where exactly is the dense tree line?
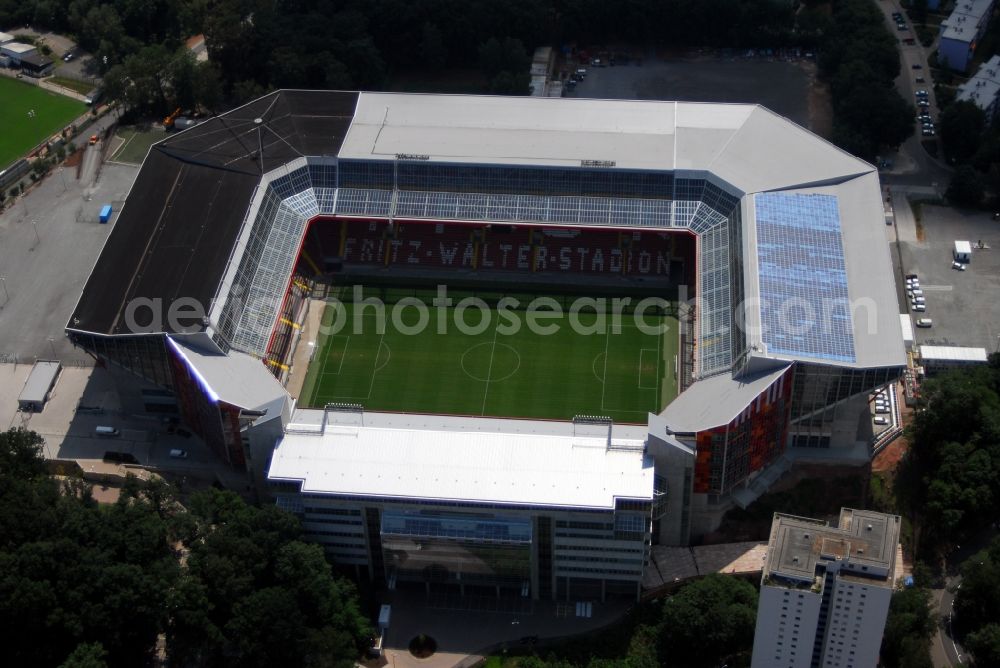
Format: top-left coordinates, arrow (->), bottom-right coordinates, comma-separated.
939,98 -> 1000,208
953,537 -> 1000,667
516,575 -> 758,668
817,0 -> 914,159
0,0 -> 800,113
894,356 -> 1000,562
878,587 -> 935,668
0,428 -> 370,667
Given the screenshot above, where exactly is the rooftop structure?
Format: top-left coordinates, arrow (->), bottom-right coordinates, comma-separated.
763,509 -> 899,589
752,509 -> 900,668
939,0 -> 996,71
17,360 -> 61,412
919,345 -> 989,363
1,42 -> 36,55
269,409 -> 653,510
69,91 -> 903,378
956,54 -> 1000,121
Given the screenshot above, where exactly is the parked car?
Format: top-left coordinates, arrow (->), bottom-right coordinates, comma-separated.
874,416 -> 890,425
915,318 -> 933,327
952,261 -> 967,270
922,127 -> 935,136
169,449 -> 189,459
915,76 -> 925,83
912,63 -> 923,69
912,303 -> 926,312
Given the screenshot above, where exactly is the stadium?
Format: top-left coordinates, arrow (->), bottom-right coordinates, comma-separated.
68,91 -> 904,601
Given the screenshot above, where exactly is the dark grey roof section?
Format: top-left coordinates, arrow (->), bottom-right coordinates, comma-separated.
70,90 -> 359,335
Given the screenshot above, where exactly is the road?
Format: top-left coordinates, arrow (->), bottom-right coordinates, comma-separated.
875,1 -> 954,191
928,527 -> 998,667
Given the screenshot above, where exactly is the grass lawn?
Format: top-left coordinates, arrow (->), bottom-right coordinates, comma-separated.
300,299 -> 679,423
47,76 -> 96,95
0,77 -> 85,170
111,127 -> 165,165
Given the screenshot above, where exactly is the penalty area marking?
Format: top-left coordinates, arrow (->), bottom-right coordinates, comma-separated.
638,348 -> 660,390
319,335 -> 351,376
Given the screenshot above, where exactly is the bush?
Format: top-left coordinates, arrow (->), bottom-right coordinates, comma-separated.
946,165 -> 985,207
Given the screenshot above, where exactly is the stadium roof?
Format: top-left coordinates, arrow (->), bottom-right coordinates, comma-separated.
658,364 -> 790,433
70,90 -> 904,376
268,409 -> 653,510
167,335 -> 289,416
70,91 -> 357,337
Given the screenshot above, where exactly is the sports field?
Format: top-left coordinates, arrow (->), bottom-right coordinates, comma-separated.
301,301 -> 679,423
0,78 -> 86,170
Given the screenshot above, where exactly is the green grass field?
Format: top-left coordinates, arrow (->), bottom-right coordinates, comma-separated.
300,301 -> 679,423
47,75 -> 96,95
111,127 -> 165,165
0,77 -> 86,170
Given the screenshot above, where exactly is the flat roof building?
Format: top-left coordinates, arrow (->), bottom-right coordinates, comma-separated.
751,509 -> 900,668
18,360 -> 61,412
918,345 -> 989,376
939,0 -> 996,71
269,408 -> 663,601
956,55 -> 1000,124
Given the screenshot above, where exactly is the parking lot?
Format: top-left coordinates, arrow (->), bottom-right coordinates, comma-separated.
0,143 -> 138,363
567,55 -> 822,134
896,204 -> 1000,351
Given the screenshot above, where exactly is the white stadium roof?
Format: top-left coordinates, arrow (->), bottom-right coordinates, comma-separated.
268,409 -> 654,510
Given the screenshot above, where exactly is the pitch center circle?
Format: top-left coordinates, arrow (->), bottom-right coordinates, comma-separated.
461,342 -> 521,383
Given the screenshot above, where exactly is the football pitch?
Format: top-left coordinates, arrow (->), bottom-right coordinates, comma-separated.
301,301 -> 679,423
0,78 -> 86,170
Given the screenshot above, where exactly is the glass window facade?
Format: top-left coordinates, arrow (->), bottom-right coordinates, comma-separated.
209,156 -> 750,384
381,510 -> 532,588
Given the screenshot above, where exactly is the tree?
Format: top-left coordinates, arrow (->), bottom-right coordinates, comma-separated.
940,100 -> 987,164
0,427 -> 47,479
947,165 -> 986,208
59,642 -> 108,668
880,588 -> 934,668
478,37 -> 530,79
419,22 -> 447,69
0,431 -> 369,668
966,623 -> 1000,667
658,574 -> 758,667
954,538 -> 1000,643
168,489 -> 371,667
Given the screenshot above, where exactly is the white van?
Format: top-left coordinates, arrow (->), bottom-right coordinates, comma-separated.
95,426 -> 120,437
915,318 -> 933,328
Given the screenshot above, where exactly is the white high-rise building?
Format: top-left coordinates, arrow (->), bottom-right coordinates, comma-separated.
751,509 -> 900,668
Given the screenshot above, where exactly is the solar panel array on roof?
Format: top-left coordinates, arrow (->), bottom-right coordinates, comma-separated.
755,193 -> 856,363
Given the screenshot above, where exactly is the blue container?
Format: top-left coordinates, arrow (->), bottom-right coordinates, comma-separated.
99,204 -> 112,224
